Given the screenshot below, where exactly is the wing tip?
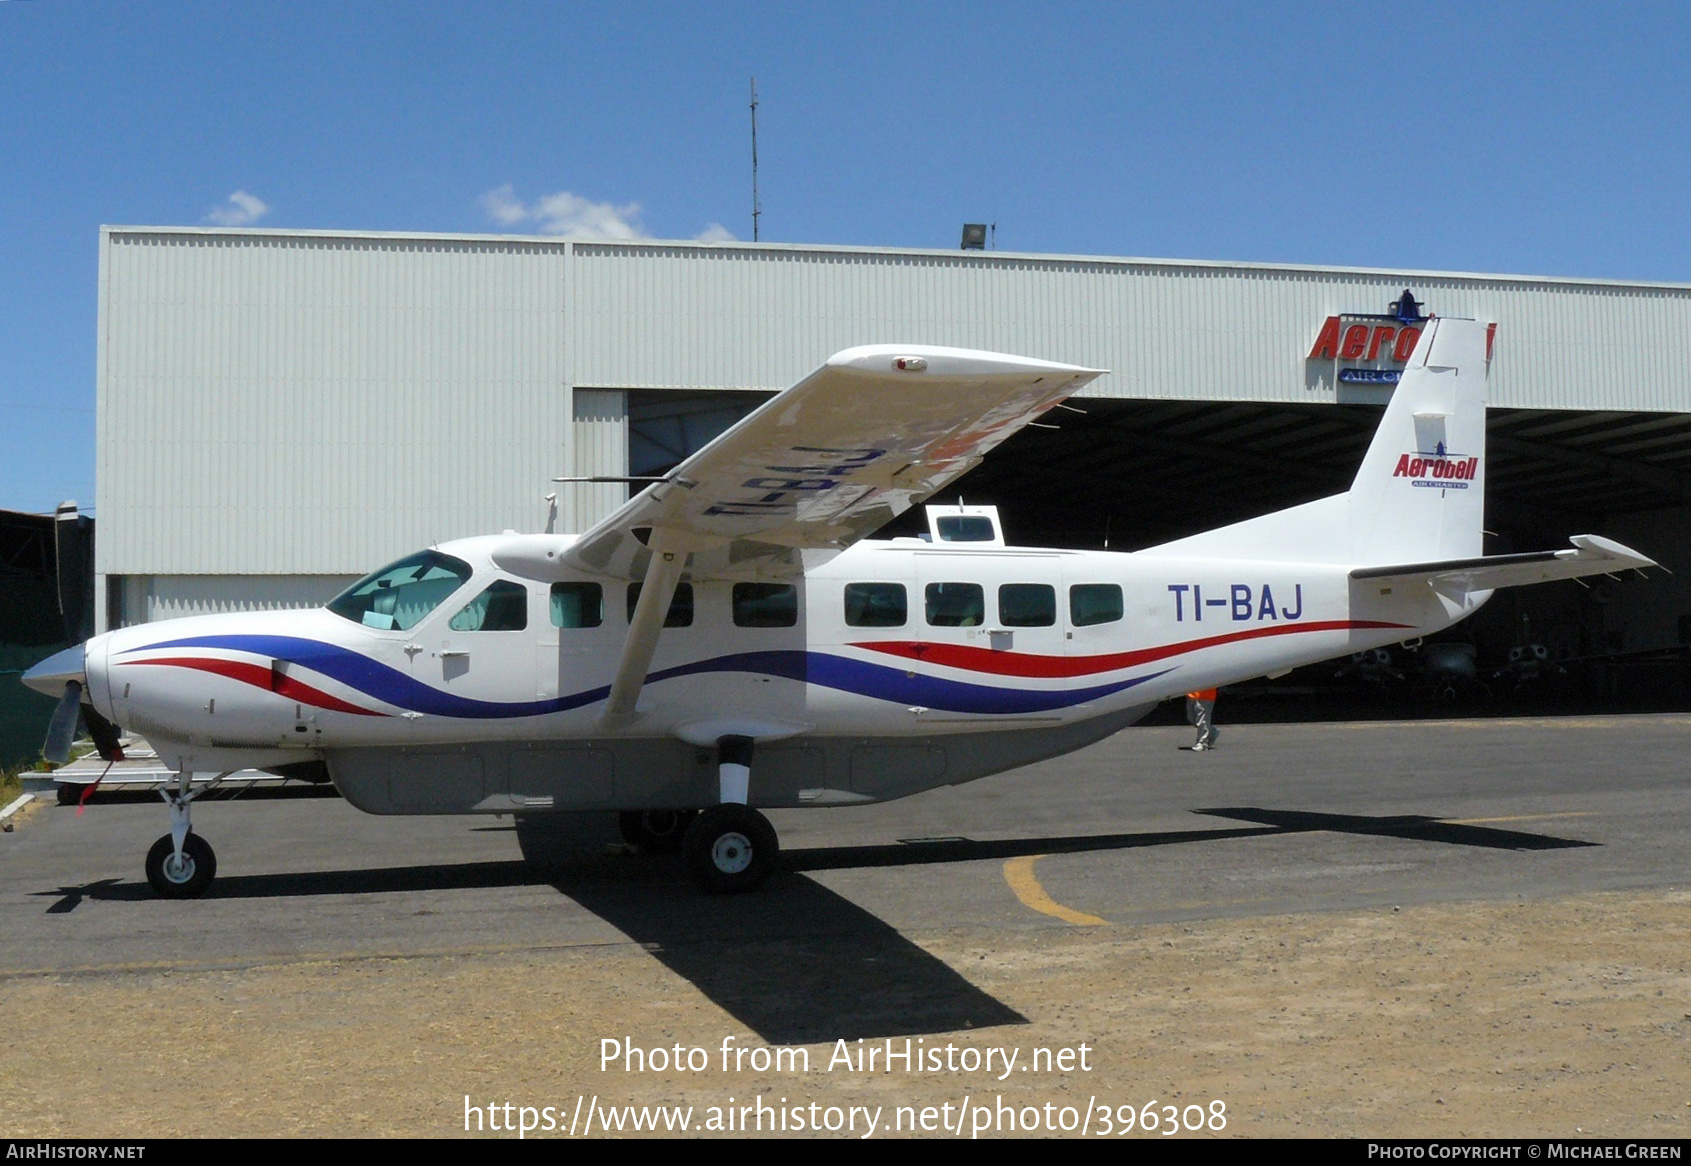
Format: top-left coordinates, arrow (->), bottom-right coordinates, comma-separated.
1568,533 -> 1657,569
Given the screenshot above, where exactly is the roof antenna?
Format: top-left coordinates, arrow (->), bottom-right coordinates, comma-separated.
750,78 -> 761,242
1104,515 -> 1111,550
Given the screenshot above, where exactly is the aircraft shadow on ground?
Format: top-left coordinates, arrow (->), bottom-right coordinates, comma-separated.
1193,807 -> 1599,851
27,806 -> 1591,1039
28,857 -> 1025,1043
553,866 -> 1029,1043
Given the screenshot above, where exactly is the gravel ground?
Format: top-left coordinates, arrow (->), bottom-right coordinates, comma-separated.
4,888 -> 1688,1139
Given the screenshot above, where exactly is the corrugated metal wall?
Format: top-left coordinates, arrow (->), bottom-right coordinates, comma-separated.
98,228 -> 1691,606
100,230 -> 572,578
566,244 -> 1691,413
116,574 -> 357,625
567,389 -> 627,534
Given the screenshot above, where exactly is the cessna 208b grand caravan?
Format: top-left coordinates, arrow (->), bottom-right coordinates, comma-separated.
25,318 -> 1654,897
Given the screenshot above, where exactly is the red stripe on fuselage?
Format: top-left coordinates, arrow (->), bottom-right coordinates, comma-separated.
121,656 -> 387,717
849,619 -> 1413,679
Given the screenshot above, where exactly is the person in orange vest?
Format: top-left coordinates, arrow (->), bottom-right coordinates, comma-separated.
1185,688 -> 1218,751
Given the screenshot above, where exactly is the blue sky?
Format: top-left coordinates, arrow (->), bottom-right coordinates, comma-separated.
4,1 -> 1690,515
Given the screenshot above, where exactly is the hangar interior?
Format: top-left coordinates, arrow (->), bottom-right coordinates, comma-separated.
912,400 -> 1691,712
600,388 -> 1691,713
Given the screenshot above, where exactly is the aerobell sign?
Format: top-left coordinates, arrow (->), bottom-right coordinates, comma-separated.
1308,289 -> 1427,385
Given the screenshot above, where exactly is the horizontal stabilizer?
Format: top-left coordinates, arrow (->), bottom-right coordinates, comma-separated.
1352,534 -> 1655,596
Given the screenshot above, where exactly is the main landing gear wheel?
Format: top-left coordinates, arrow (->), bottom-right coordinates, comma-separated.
618,809 -> 700,854
145,832 -> 217,899
683,804 -> 778,894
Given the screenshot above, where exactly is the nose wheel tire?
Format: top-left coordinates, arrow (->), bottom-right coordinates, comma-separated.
618,809 -> 700,854
683,804 -> 778,894
145,832 -> 217,899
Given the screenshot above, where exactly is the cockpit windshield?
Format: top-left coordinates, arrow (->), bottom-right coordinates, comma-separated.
326,550 -> 474,630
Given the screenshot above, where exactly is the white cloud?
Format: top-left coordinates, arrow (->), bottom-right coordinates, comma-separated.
206,190 -> 270,227
478,185 -> 647,239
477,184 -> 529,226
479,187 -> 739,242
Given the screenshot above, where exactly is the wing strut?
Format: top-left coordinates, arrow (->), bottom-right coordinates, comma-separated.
600,532 -> 688,729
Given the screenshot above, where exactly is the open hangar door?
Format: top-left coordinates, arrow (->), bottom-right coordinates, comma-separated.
882,400 -> 1691,718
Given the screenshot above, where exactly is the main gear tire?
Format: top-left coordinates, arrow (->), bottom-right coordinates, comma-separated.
682,804 -> 778,894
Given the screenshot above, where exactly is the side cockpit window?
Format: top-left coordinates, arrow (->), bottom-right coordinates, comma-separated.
327,550 -> 473,631
450,580 -> 530,631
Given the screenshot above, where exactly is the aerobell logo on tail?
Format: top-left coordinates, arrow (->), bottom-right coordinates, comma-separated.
1393,444 -> 1477,490
1308,289 -> 1428,385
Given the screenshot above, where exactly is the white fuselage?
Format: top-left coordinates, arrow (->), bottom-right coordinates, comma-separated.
79,530 -> 1481,781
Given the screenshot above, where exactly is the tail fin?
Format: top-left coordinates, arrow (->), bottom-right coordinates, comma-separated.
1138,317 -> 1493,566
1346,316 -> 1491,564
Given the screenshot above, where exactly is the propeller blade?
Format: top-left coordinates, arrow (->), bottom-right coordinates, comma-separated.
84,703 -> 126,762
44,680 -> 83,765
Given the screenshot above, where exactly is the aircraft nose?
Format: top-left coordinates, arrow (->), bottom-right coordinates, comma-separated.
22,644 -> 87,696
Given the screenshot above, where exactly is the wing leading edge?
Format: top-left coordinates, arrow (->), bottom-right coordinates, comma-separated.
561,345 -> 1104,583
573,344 -> 1102,729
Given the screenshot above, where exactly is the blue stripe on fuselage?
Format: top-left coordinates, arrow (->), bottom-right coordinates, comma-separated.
123,635 -> 1166,718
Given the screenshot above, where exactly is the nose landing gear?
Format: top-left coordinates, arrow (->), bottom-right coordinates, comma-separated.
143,770 -> 230,899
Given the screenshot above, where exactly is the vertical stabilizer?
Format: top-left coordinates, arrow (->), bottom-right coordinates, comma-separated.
1346,317 -> 1491,565
1136,317 -> 1493,567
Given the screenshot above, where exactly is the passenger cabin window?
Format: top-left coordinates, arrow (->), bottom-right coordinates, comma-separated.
999,583 -> 1056,627
925,582 -> 985,627
450,580 -> 529,631
935,515 -> 996,542
327,550 -> 473,631
550,582 -> 603,628
626,582 -> 694,627
844,582 -> 907,627
1070,583 -> 1124,626
733,583 -> 798,627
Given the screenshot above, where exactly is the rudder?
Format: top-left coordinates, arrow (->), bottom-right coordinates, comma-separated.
1346,317 -> 1492,566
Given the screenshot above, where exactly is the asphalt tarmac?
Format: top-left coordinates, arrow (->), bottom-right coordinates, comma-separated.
3,713 -> 1687,1000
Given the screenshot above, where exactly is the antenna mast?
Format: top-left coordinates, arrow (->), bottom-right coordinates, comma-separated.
750,77 -> 761,242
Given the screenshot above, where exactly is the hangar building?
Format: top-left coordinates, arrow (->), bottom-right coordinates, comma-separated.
94,227 -> 1691,702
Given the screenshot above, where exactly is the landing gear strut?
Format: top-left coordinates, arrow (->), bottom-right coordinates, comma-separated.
681,735 -> 778,894
144,770 -> 228,899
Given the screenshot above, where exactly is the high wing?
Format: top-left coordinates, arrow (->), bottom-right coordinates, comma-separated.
1351,534 -> 1656,596
560,345 -> 1104,583
563,344 -> 1102,728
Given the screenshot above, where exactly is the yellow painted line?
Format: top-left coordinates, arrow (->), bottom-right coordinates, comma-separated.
1444,811 -> 1591,826
1002,855 -> 1107,926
